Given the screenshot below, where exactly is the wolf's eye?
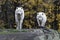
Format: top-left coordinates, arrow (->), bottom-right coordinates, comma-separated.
21,7 -> 23,9
42,13 -> 43,15
16,7 -> 18,9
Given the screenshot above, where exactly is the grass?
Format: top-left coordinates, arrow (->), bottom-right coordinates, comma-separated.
0,29 -> 60,34
0,29 -> 28,34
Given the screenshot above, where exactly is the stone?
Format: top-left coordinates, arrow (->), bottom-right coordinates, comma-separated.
0,29 -> 60,40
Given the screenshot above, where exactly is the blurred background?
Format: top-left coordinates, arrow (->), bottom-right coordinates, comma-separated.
0,0 -> 60,31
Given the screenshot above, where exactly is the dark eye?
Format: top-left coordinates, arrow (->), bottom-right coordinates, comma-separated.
21,7 -> 23,9
16,7 -> 18,9
42,13 -> 43,15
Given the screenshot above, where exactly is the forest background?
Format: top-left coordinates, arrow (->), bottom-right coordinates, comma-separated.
0,0 -> 60,31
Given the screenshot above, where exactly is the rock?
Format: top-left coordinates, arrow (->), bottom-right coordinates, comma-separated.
33,29 -> 60,40
0,29 -> 60,40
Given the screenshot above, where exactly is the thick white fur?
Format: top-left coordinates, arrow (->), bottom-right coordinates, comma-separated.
36,12 -> 47,27
15,7 -> 24,30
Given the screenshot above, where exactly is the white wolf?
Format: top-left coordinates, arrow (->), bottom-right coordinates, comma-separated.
15,7 -> 24,30
36,12 -> 47,27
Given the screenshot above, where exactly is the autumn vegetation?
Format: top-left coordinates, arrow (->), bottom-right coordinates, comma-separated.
0,0 -> 60,31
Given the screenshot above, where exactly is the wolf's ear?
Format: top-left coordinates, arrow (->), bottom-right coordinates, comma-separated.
16,7 -> 23,9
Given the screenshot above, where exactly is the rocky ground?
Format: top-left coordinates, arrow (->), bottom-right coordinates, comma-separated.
0,29 -> 60,40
